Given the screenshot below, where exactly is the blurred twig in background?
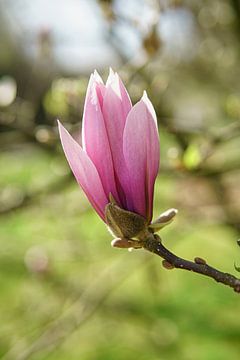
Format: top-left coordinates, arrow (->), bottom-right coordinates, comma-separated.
2,255 -> 150,360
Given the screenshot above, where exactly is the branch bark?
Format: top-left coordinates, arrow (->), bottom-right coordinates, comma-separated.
144,234 -> 240,293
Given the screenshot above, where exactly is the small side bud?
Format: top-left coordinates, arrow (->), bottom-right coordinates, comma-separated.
234,262 -> 240,273
149,208 -> 178,233
105,203 -> 147,238
162,260 -> 175,270
194,257 -> 207,265
111,238 -> 133,248
111,238 -> 143,249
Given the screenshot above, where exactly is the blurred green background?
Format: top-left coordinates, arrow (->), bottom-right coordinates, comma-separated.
0,0 -> 240,359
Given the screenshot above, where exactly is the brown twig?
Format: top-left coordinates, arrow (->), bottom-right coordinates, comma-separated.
144,234 -> 240,293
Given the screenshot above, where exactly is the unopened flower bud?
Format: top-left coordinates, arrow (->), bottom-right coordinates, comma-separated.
58,70 -> 159,224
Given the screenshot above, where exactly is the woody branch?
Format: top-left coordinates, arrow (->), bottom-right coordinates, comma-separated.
144,234 -> 240,293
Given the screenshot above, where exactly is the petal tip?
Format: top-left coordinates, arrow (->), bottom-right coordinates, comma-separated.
93,70 -> 103,83
57,119 -> 65,133
106,67 -> 117,87
142,90 -> 148,99
142,90 -> 151,106
57,120 -> 70,138
109,67 -> 115,76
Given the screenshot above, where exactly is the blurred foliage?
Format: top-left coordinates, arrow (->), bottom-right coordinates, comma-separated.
0,0 -> 240,359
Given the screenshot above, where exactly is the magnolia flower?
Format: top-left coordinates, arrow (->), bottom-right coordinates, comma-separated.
58,70 -> 178,247
58,70 -> 160,226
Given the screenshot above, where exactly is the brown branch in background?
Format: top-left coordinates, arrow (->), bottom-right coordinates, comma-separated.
0,173 -> 73,216
144,234 -> 240,293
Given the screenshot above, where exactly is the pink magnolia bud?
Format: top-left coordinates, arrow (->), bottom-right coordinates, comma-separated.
58,69 -> 160,223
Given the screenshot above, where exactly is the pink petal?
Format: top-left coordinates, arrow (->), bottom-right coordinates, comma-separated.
58,121 -> 108,220
123,92 -> 160,221
82,74 -> 120,205
102,70 -> 132,207
105,69 -> 132,121
92,70 -> 106,108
